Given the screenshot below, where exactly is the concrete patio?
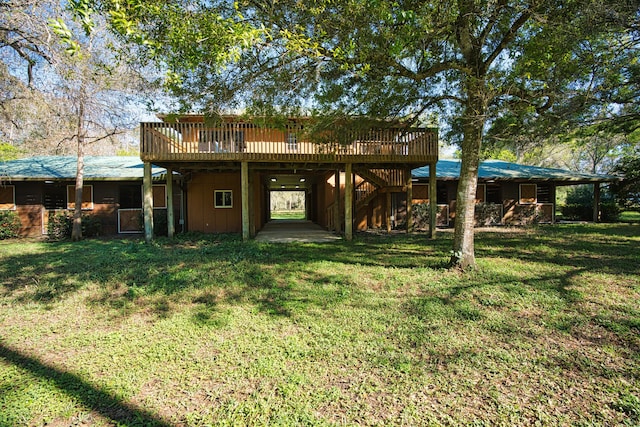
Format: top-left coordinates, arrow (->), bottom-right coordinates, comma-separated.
255,220 -> 342,243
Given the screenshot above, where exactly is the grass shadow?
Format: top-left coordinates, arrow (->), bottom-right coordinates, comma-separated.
0,342 -> 172,426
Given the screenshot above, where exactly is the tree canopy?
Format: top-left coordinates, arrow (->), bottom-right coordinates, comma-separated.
73,0 -> 637,263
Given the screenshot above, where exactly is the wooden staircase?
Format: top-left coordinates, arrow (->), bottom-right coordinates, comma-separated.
354,168 -> 406,210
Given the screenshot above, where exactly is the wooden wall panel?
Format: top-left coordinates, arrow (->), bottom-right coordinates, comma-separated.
187,172 -> 242,233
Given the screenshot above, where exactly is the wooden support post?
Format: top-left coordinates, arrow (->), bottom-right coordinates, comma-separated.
386,191 -> 392,233
249,168 -> 256,237
334,169 -> 341,233
345,164 -> 353,240
143,161 -> 154,243
593,182 -> 601,223
241,161 -> 250,241
406,168 -> 413,233
429,162 -> 437,239
166,167 -> 175,239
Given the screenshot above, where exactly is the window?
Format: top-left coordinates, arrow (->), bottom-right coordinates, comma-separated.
44,183 -> 66,210
486,184 -> 501,204
214,190 -> 233,208
536,184 -> 552,203
153,185 -> 167,208
119,185 -> 142,209
286,132 -> 298,151
519,184 -> 537,204
0,185 -> 15,210
67,185 -> 94,210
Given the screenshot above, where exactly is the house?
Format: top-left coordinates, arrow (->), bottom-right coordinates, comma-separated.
405,159 -> 617,228
0,156 -> 182,237
139,115 -> 439,240
1,115 -> 617,239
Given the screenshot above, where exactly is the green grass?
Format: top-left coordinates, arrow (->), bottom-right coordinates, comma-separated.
270,210 -> 306,220
620,210 -> 640,223
0,224 -> 639,426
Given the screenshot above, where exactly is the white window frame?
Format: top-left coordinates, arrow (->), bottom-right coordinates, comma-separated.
66,184 -> 94,210
286,132 -> 298,151
0,185 -> 16,210
214,190 -> 233,208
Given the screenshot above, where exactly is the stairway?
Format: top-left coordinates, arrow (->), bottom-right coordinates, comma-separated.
353,168 -> 406,211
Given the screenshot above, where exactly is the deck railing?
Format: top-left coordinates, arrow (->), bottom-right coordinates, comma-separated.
140,121 -> 438,164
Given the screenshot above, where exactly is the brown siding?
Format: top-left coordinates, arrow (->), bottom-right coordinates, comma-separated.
187,172 -> 242,233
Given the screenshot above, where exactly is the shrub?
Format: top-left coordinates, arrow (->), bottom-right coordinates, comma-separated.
0,210 -> 21,239
47,212 -> 102,241
561,185 -> 621,222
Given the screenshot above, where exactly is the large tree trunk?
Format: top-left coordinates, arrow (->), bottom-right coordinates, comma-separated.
451,81 -> 486,269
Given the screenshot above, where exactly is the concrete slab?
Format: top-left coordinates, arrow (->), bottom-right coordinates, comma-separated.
255,220 -> 342,243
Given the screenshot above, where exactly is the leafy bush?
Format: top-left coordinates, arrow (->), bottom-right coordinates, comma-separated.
561,185 -> 620,222
47,212 -> 102,241
0,210 -> 21,239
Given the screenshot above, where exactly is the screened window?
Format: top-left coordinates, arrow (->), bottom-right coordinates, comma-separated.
0,185 -> 15,210
214,190 -> 233,208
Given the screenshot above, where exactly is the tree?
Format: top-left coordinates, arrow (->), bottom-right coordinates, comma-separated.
89,0 -> 634,267
49,18 -> 143,240
2,1 -> 146,240
610,148 -> 640,210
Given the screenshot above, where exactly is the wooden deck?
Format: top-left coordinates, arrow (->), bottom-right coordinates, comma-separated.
140,121 -> 438,165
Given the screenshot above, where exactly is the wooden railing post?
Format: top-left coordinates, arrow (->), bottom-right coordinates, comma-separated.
334,169 -> 341,233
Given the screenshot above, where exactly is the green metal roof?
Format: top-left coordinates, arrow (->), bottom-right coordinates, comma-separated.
412,159 -> 618,183
0,156 -> 617,184
0,156 -> 166,181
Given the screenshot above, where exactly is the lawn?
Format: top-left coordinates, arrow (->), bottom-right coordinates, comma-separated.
0,224 -> 638,426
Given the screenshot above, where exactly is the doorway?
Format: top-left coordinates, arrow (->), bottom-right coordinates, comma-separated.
270,190 -> 306,220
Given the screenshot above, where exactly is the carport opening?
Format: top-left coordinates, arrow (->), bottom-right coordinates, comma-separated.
270,190 -> 306,220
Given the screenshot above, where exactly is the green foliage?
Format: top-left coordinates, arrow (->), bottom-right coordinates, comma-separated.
0,211 -> 21,239
0,143 -> 21,161
562,185 -> 620,222
47,212 -> 102,241
610,149 -> 640,210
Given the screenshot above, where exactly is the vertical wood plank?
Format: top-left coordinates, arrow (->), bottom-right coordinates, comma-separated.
334,169 -> 341,232
143,162 -> 154,242
406,167 -> 413,233
345,163 -> 353,241
241,161 -> 250,240
166,167 -> 175,239
429,162 -> 437,239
